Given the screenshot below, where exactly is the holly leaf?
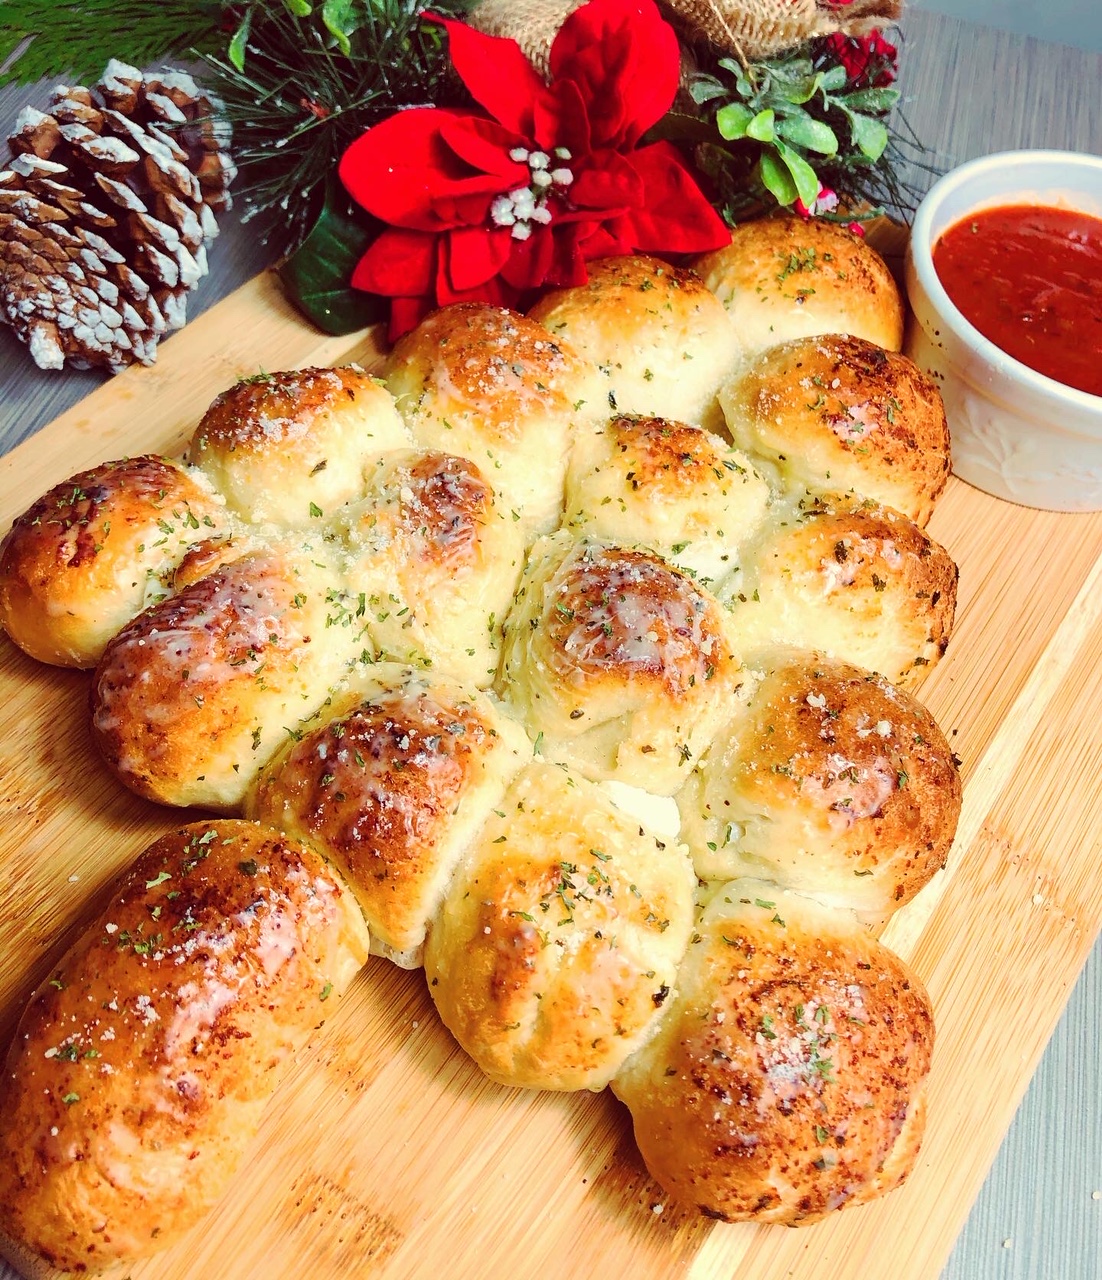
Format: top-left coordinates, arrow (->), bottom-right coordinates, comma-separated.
277,182 -> 387,335
840,87 -> 901,114
321,0 -> 359,54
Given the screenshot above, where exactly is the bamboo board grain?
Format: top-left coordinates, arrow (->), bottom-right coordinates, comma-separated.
1,269 -> 1102,1280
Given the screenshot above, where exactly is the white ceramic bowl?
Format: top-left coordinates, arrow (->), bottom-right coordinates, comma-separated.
904,149 -> 1102,511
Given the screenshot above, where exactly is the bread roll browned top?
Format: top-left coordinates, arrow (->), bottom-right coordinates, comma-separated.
498,532 -> 742,793
187,366 -> 410,527
341,448 -> 524,687
612,880 -> 933,1223
692,215 -> 904,356
563,414 -> 770,583
0,455 -> 229,668
0,820 -> 369,1275
384,303 -> 603,537
720,335 -> 950,525
528,254 -> 740,431
727,495 -> 957,686
248,664 -> 529,963
677,652 -> 962,921
424,761 -> 695,1091
91,539 -> 366,810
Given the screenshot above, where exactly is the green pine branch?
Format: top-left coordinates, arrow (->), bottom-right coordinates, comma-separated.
0,0 -> 224,87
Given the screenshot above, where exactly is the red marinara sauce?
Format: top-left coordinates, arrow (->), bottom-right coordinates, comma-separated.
931,204 -> 1102,397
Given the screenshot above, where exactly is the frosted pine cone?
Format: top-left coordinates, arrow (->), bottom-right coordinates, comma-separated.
0,60 -> 235,374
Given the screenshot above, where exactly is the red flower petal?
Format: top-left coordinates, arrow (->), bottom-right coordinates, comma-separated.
341,109 -> 505,230
549,0 -> 680,150
619,142 -> 730,253
431,15 -> 553,141
435,245 -> 520,309
568,150 -> 642,214
350,227 -> 437,296
445,225 -> 515,292
389,296 -> 434,343
439,115 -> 528,183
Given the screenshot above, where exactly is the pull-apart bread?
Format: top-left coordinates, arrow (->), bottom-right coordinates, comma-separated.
0,215 -> 961,1269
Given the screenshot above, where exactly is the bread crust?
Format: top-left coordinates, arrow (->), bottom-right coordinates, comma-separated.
612,881 -> 933,1223
529,254 -> 740,432
0,820 -> 369,1273
693,214 -> 904,356
0,455 -> 229,668
677,652 -> 962,921
425,762 -> 695,1090
720,334 -> 951,526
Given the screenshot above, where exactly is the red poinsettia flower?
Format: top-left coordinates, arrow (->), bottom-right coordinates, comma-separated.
820,30 -> 899,88
339,0 -> 730,339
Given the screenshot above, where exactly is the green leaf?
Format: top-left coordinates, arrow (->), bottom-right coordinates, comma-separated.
321,0 -> 358,54
819,64 -> 850,92
746,108 -> 776,143
715,101 -> 755,141
781,71 -> 824,106
840,87 -> 901,114
775,141 -> 821,206
759,150 -> 798,206
277,180 -> 388,336
776,113 -> 838,156
283,0 -> 313,14
228,9 -> 252,72
689,74 -> 728,105
849,113 -> 890,161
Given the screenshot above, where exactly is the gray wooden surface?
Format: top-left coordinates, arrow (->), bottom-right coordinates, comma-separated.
0,9 -> 1100,1279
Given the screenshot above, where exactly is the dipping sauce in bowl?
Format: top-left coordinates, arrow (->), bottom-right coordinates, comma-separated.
932,205 -> 1102,396
905,149 -> 1102,511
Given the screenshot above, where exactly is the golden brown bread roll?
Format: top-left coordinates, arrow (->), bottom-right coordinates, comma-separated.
719,335 -> 951,526
340,448 -> 525,688
248,663 -> 530,966
528,254 -> 740,432
498,532 -> 743,794
677,653 -> 962,922
0,455 -> 230,668
725,495 -> 957,686
384,304 -> 604,538
612,879 -> 933,1223
424,761 -> 695,1091
563,414 -> 770,585
692,216 -> 904,357
185,366 -> 411,527
0,820 -> 370,1274
91,538 -> 368,810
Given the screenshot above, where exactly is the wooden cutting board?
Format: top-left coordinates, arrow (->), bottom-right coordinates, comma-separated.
2,270 -> 1101,1280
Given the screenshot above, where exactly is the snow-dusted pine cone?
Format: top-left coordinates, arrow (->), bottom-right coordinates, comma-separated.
0,59 -> 234,374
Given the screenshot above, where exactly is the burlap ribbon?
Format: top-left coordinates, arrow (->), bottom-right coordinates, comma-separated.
469,0 -> 903,70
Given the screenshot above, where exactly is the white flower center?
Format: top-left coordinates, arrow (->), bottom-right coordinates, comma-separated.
491,146 -> 574,240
